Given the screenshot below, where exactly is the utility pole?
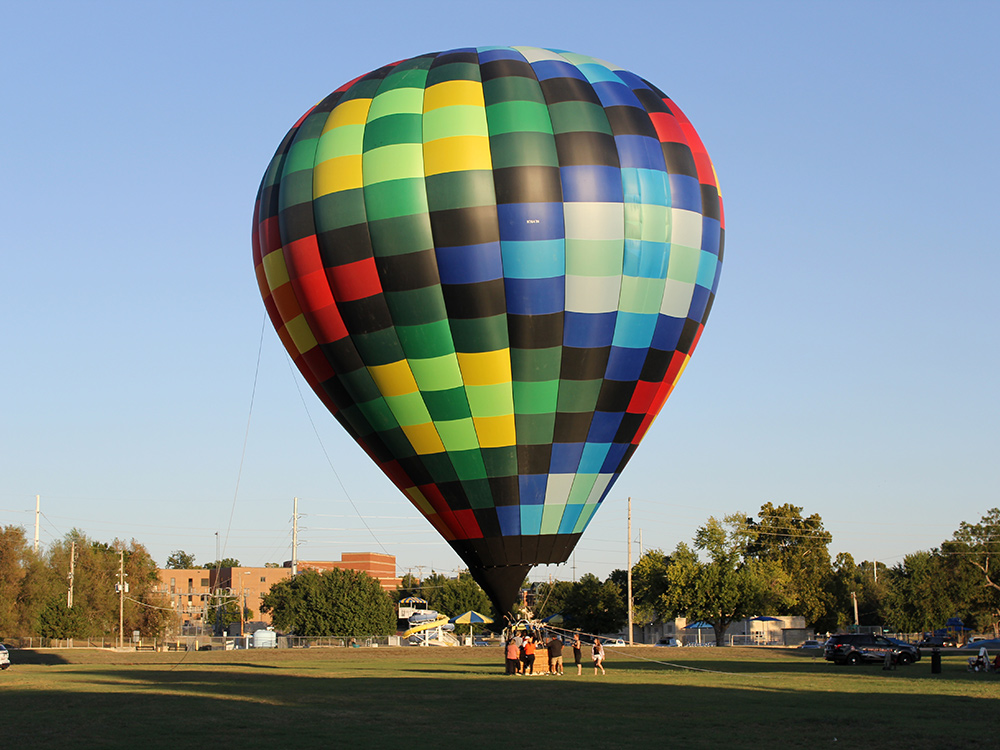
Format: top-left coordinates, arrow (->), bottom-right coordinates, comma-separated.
292,497 -> 299,575
34,495 -> 40,553
67,541 -> 76,608
627,496 -> 634,646
852,591 -> 859,628
118,549 -> 125,649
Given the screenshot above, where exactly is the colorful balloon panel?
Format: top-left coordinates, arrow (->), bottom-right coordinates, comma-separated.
253,47 -> 724,611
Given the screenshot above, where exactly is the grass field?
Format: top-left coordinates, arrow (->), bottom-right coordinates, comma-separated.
2,645 -> 996,749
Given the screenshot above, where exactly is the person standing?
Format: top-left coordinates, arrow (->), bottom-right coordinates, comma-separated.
572,633 -> 583,675
523,634 -> 537,675
592,637 -> 605,675
546,634 -> 564,675
505,638 -> 520,675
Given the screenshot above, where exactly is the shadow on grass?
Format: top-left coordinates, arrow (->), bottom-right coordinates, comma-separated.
4,656 -> 998,750
9,649 -> 70,665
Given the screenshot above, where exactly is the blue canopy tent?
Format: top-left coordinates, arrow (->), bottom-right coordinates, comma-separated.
684,621 -> 714,645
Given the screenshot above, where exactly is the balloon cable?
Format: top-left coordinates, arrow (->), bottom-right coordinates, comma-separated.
541,623 -> 738,675
220,313 -> 267,565
285,354 -> 391,556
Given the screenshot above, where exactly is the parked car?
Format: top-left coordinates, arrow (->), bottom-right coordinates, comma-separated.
602,638 -> 627,647
0,644 -> 9,670
917,635 -> 956,648
798,639 -> 824,649
960,638 -> 1000,650
824,634 -> 921,665
655,637 -> 681,647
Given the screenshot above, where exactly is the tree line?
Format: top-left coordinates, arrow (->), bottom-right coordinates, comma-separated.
0,527 -> 169,640
532,504 -> 1000,642
3,506 -> 999,641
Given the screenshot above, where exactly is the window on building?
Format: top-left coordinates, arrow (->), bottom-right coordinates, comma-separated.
260,577 -> 266,583
201,578 -> 210,587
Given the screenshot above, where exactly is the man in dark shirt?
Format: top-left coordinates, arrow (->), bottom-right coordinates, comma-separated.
546,634 -> 564,675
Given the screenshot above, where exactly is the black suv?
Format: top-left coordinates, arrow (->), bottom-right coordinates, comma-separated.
824,634 -> 921,666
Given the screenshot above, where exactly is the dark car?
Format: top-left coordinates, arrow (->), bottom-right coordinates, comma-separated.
917,635 -> 956,648
824,634 -> 921,666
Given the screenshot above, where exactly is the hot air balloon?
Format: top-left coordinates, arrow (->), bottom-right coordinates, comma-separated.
252,46 -> 724,615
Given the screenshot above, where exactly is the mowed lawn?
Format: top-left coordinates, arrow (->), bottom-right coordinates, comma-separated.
2,645 -> 996,749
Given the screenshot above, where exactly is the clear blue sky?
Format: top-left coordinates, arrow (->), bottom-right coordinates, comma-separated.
3,0 -> 998,582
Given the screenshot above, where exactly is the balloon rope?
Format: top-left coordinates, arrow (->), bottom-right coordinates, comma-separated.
220,313 -> 267,562
540,623 -> 738,675
286,355 -> 391,556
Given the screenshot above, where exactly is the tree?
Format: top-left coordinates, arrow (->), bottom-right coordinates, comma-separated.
394,572 -> 422,602
37,532 -> 170,640
660,516 -> 790,645
738,503 -> 834,627
629,549 -> 672,624
260,569 -> 395,636
419,572 -> 492,630
881,551 -> 961,633
532,580 -> 575,621
203,558 -> 241,569
822,553 -> 892,631
0,525 -> 33,634
165,550 -> 196,569
561,573 -> 627,634
944,509 -> 1000,633
15,548 -> 60,637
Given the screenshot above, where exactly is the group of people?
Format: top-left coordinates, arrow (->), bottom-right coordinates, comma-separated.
504,631 -> 606,676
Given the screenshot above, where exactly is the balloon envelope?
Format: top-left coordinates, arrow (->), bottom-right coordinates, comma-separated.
253,46 -> 724,613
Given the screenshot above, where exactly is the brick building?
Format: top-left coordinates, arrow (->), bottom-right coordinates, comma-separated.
154,566 -> 290,629
291,552 -> 400,591
156,552 -> 399,630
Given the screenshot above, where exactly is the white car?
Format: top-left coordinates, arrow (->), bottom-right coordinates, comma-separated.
602,638 -> 627,647
0,644 -> 10,670
655,637 -> 681,647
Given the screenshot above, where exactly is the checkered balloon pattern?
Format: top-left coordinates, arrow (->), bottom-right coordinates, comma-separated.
253,46 -> 724,608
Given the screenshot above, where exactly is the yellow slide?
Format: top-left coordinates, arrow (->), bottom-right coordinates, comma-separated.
402,616 -> 451,638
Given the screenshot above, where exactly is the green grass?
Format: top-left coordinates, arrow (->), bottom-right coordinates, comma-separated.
2,646 -> 996,749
